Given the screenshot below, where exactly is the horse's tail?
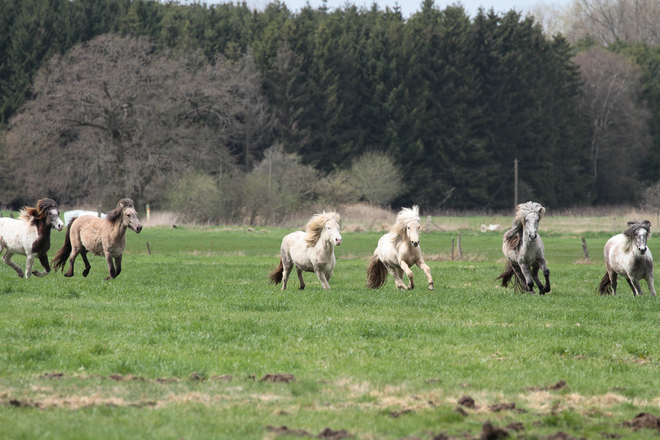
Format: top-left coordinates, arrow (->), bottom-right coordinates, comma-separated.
51,218 -> 75,273
269,258 -> 284,285
597,272 -> 612,295
495,261 -> 525,292
366,255 -> 388,289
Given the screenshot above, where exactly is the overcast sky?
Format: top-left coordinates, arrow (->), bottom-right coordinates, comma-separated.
202,0 -> 571,18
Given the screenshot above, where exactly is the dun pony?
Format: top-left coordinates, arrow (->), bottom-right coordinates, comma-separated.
0,198 -> 64,278
598,220 -> 656,296
269,212 -> 342,290
366,205 -> 434,290
496,201 -> 550,294
52,198 -> 142,280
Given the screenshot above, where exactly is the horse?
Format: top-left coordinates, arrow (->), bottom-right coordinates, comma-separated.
51,198 -> 142,280
496,201 -> 550,294
0,198 -> 64,278
63,210 -> 106,226
269,212 -> 342,290
366,205 -> 434,290
598,220 -> 656,297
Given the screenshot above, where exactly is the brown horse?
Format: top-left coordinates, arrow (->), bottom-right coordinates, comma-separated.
51,198 -> 142,280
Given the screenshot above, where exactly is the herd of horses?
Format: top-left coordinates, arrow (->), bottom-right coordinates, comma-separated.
0,198 -> 655,296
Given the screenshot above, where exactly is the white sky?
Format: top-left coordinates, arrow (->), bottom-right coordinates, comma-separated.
202,0 -> 572,18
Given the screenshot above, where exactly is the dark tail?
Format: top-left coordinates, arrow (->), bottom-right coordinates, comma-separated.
269,258 -> 284,285
51,218 -> 75,273
597,272 -> 612,295
366,255 -> 388,289
495,261 -> 525,292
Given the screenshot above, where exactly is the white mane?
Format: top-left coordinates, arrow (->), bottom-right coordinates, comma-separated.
391,205 -> 420,246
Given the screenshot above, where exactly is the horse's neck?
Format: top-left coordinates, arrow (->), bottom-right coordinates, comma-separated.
109,220 -> 128,240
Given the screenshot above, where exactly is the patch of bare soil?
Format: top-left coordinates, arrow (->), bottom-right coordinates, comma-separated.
260,374 -> 296,383
489,403 -> 516,412
211,374 -> 233,381
622,413 -> 660,430
38,372 -> 64,379
267,425 -> 311,437
600,434 -> 621,439
189,373 -> 204,381
479,421 -> 509,440
156,378 -> 177,383
458,395 -> 476,409
426,379 -> 442,384
317,428 -> 351,439
454,407 -> 468,416
526,380 -> 568,392
390,409 -> 412,418
544,432 -> 585,440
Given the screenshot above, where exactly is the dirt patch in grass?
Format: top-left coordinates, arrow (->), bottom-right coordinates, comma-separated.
261,374 -> 296,383
622,413 -> 660,430
458,395 -> 476,408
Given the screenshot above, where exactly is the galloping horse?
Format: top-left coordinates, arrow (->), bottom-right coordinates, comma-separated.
0,198 -> 64,278
496,201 -> 550,294
269,212 -> 342,290
598,220 -> 656,296
366,205 -> 434,290
52,198 -> 142,280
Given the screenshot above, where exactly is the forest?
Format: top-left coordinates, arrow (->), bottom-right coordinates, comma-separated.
1,0 -> 660,222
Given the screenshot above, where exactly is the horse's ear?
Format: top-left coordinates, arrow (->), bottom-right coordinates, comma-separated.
537,205 -> 546,217
642,220 -> 651,230
627,220 -> 636,227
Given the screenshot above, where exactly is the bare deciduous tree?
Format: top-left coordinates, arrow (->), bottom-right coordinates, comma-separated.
565,0 -> 660,44
574,47 -> 649,202
349,151 -> 403,206
3,34 -> 273,208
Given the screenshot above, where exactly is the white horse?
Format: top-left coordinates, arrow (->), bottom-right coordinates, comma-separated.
598,220 -> 656,296
0,198 -> 64,278
63,210 -> 106,226
496,201 -> 550,294
269,212 -> 342,290
366,205 -> 434,290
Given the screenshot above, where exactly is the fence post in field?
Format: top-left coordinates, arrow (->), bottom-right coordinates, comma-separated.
457,233 -> 463,260
451,238 -> 455,261
426,215 -> 432,232
146,241 -> 152,255
581,236 -> 589,262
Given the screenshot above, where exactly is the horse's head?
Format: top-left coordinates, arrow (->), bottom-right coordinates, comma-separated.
323,216 -> 342,246
108,198 -> 142,233
516,202 -> 545,242
34,198 -> 64,232
626,220 -> 651,255
407,218 -> 421,247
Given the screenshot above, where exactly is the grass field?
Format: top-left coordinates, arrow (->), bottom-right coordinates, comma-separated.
1,219 -> 660,439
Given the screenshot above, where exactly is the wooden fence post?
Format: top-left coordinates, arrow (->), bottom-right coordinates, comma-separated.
457,233 -> 463,260
581,237 -> 589,262
451,238 -> 455,261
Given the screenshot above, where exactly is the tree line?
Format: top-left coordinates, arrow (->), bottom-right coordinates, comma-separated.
1,0 -> 658,218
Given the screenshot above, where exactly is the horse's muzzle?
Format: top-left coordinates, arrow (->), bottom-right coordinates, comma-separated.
135,225 -> 143,234
640,247 -> 647,255
529,233 -> 537,241
335,238 -> 342,246
412,241 -> 419,247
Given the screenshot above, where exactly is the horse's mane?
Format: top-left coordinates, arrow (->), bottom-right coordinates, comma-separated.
19,198 -> 58,223
106,198 -> 135,223
305,211 -> 340,247
503,201 -> 546,250
390,205 -> 420,246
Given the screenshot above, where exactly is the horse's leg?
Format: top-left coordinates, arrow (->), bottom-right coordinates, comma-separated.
313,266 -> 331,290
631,277 -> 644,297
399,260 -> 415,290
81,251 -> 92,277
540,258 -> 551,293
3,251 -> 24,278
113,255 -> 122,278
647,272 -> 657,297
65,247 -> 79,277
610,271 -> 618,295
391,265 -> 408,290
104,251 -> 116,280
280,255 -> 293,291
416,258 -> 434,290
531,265 -> 545,295
22,253 -> 39,279
624,277 -> 638,296
32,255 -> 51,277
296,266 -> 305,290
518,263 -> 535,293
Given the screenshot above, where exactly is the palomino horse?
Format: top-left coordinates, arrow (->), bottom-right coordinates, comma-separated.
269,212 -> 342,290
0,198 -> 64,278
52,198 -> 142,280
366,205 -> 434,290
598,220 -> 656,296
496,201 -> 550,294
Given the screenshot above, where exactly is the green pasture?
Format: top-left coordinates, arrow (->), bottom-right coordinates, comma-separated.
0,225 -> 659,439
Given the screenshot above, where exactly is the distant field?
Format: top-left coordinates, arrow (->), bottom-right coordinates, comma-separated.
0,219 -> 659,439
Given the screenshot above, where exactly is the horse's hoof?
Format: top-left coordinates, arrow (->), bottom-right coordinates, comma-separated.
298,286 -> 305,290
82,269 -> 90,277
105,276 -> 113,281
64,273 -> 73,278
428,284 -> 434,290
